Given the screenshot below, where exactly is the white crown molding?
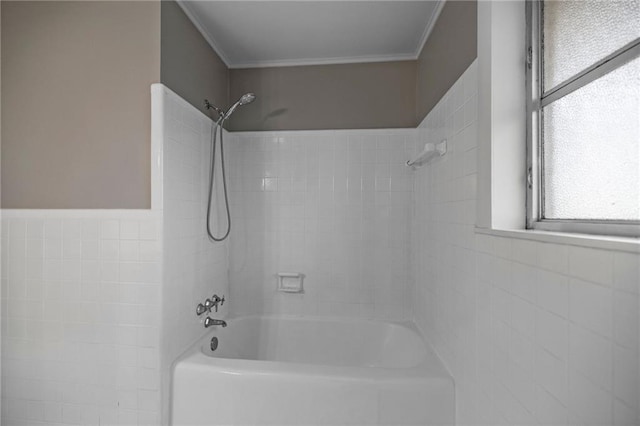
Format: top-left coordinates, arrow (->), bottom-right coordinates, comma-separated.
413,0 -> 446,59
229,53 -> 417,69
176,0 -> 445,69
175,0 -> 232,68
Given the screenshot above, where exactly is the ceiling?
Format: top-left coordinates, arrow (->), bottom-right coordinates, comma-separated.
178,1 -> 444,69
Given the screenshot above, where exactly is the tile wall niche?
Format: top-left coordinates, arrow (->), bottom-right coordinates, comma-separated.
227,129 -> 416,320
409,60 -> 640,425
155,85 -> 230,425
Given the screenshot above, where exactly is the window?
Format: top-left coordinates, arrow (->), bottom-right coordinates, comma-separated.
526,0 -> 640,237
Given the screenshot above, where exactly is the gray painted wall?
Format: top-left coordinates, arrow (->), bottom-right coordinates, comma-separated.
0,0 -> 476,208
0,0 -> 231,209
227,1 -> 477,132
1,1 -> 161,209
416,0 -> 477,123
228,61 -> 416,131
161,1 -> 229,118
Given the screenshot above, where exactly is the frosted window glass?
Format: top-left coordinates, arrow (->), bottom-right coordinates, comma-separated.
543,0 -> 640,90
543,57 -> 640,221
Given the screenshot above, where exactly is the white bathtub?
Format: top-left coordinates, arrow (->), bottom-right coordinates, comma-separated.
171,316 -> 454,425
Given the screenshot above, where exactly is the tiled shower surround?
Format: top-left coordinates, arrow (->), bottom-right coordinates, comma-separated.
226,129 -> 416,319
410,61 -> 640,424
156,85 -> 230,425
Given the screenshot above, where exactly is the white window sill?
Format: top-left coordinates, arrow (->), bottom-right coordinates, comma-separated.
475,227 -> 640,253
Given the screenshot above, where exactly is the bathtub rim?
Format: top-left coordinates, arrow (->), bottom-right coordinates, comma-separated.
172,314 -> 453,385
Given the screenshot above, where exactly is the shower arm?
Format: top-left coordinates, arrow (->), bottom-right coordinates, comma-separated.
204,99 -> 226,119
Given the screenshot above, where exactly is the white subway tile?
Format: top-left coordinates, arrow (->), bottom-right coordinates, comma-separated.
511,263 -> 537,304
512,239 -> 538,266
119,241 -> 139,262
511,297 -> 535,340
100,220 -> 120,240
613,290 -> 639,349
62,219 -> 82,240
569,324 -> 613,392
569,369 -> 613,425
570,278 -> 613,338
535,385 -> 568,425
536,308 -> 569,361
537,243 -> 569,274
492,237 -> 513,260
100,240 -> 119,261
100,261 -> 119,282
613,343 -> 639,410
40,220 -> 61,241
43,239 -> 63,259
139,220 -> 159,241
537,269 -> 569,318
613,251 -> 640,294
62,239 -> 82,259
118,408 -> 138,425
614,399 -> 639,426
536,347 -> 568,405
81,219 -> 100,240
569,246 -> 614,286
81,239 -> 100,260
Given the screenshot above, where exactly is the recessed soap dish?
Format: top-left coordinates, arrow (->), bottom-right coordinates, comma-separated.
277,272 -> 304,293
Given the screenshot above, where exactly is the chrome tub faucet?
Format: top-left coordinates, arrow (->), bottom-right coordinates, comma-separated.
204,317 -> 227,328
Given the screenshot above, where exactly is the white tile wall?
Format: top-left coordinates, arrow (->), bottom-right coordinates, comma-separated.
0,85 -> 229,426
1,209 -> 2,422
227,129 -> 416,320
410,60 -> 640,425
155,85 -> 230,424
1,210 -> 163,426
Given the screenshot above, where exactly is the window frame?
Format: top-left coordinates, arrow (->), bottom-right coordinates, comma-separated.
525,0 -> 640,238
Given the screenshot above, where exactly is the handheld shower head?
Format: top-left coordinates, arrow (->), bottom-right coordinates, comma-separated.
225,93 -> 256,118
238,93 -> 256,106
204,93 -> 255,120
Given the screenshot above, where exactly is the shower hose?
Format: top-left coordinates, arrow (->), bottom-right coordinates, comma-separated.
206,116 -> 232,241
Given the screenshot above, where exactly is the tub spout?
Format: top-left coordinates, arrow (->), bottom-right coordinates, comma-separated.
204,317 -> 227,328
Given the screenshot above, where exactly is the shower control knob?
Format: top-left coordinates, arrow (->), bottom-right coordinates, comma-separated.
211,294 -> 225,312
196,303 -> 207,316
204,299 -> 215,312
